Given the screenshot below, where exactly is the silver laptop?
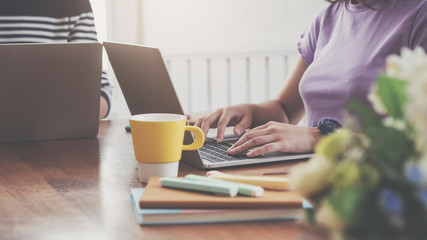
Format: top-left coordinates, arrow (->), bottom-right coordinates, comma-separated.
0,42 -> 102,143
104,41 -> 313,169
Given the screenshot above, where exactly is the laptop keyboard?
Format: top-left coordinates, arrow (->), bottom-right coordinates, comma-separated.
199,137 -> 252,163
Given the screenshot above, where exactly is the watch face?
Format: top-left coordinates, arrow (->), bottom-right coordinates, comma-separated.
317,119 -> 342,135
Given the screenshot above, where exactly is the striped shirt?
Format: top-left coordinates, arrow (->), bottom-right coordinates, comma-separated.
0,0 -> 112,116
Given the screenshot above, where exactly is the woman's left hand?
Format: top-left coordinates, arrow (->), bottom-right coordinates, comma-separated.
227,121 -> 322,157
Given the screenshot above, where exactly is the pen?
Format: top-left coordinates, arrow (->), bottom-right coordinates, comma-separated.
159,177 -> 238,197
185,174 -> 264,197
207,171 -> 290,190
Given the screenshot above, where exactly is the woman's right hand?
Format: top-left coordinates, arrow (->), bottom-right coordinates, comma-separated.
195,104 -> 254,143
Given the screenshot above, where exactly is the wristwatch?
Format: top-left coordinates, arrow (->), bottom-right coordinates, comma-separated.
317,119 -> 342,135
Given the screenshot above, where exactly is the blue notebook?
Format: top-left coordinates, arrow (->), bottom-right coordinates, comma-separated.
130,188 -> 312,225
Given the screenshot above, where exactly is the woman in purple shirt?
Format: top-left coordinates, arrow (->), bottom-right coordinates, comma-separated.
195,0 -> 427,157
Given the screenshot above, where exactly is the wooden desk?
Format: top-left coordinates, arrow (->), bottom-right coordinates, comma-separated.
0,119 -> 304,240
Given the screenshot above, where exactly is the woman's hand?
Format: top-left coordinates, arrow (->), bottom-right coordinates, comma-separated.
195,104 -> 254,142
227,121 -> 322,157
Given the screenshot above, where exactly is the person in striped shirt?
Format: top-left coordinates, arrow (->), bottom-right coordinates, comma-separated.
0,0 -> 112,119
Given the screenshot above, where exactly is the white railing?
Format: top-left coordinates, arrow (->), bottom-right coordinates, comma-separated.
164,50 -> 298,114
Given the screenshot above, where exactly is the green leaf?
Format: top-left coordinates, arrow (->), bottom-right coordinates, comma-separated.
348,100 -> 414,175
304,208 -> 316,224
376,75 -> 408,119
403,189 -> 427,239
327,187 -> 372,229
365,125 -> 414,175
348,100 -> 382,127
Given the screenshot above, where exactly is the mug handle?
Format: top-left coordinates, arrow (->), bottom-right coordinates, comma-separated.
182,126 -> 205,151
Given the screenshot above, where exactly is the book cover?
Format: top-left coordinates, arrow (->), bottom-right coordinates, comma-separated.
139,177 -> 303,209
130,188 -> 305,225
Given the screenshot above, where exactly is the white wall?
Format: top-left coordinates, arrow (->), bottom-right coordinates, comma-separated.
143,0 -> 327,56
103,0 -> 328,119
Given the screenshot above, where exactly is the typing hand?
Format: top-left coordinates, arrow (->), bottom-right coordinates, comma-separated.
195,104 -> 253,143
227,121 -> 322,157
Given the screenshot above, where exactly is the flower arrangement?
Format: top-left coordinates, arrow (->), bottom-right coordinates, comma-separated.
290,47 -> 427,240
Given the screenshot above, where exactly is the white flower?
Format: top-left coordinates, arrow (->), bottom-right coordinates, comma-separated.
385,47 -> 427,151
341,145 -> 366,162
386,47 -> 427,81
289,155 -> 333,197
385,54 -> 402,78
367,84 -> 387,115
382,117 -> 407,131
400,47 -> 427,146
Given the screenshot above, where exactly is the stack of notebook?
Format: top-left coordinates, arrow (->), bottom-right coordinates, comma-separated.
130,177 -> 311,225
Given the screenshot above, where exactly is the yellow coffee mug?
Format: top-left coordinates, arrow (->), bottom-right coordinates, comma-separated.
129,113 -> 204,164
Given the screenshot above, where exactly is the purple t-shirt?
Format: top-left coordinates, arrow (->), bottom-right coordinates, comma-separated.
298,0 -> 427,127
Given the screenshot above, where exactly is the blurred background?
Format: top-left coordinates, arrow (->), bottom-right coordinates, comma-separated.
90,0 -> 327,119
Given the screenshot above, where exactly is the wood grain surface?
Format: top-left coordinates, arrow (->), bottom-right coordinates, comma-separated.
0,119 -> 306,240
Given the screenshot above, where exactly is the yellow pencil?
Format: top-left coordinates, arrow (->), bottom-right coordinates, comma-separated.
207,171 -> 290,191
